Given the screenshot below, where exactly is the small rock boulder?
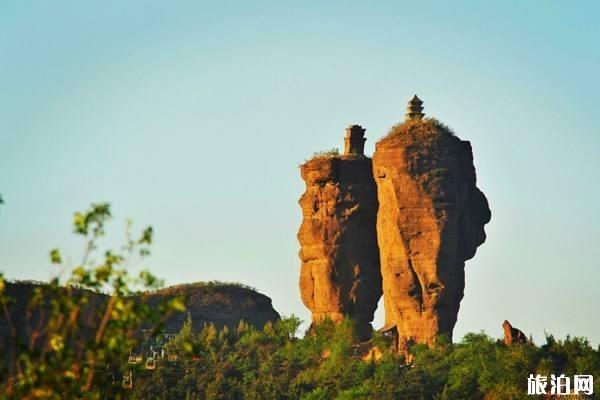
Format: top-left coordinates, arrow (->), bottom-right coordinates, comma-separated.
502,320 -> 528,345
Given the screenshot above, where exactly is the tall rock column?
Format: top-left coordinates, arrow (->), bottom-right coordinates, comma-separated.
373,96 -> 491,348
298,125 -> 382,340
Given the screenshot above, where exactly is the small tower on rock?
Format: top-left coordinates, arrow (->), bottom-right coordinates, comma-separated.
405,95 -> 425,121
343,124 -> 367,156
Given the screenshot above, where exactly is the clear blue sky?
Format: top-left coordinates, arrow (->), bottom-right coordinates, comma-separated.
1,1 -> 599,344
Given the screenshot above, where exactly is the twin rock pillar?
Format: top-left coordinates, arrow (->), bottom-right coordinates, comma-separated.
298,97 -> 491,346
298,125 -> 382,341
373,114 -> 491,348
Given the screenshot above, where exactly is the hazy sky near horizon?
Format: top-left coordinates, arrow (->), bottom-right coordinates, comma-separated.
1,1 -> 599,344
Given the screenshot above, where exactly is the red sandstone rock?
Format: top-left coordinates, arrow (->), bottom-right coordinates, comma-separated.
503,320 -> 527,345
298,127 -> 382,340
373,117 -> 490,348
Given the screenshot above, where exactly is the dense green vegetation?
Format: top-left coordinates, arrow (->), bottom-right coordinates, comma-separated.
129,317 -> 600,400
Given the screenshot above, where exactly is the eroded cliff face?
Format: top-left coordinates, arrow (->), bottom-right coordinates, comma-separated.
373,119 -> 490,348
298,155 -> 382,340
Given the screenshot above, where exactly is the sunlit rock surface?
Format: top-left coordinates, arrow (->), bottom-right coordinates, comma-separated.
373,117 -> 490,348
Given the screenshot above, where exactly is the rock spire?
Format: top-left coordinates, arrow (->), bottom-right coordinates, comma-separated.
373,97 -> 490,349
297,126 -> 382,340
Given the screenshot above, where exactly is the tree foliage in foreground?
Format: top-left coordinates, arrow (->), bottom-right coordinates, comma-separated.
0,203 -> 183,399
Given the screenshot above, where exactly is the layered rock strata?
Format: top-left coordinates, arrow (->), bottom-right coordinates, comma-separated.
298,125 -> 382,340
373,116 -> 490,348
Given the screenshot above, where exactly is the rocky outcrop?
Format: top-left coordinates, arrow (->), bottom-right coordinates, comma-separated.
502,320 -> 527,345
0,281 -> 280,345
298,125 -> 382,340
373,116 -> 490,348
143,282 -> 280,332
1,280 -> 280,373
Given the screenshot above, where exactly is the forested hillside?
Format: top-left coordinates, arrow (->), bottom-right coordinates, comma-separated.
130,317 -> 600,399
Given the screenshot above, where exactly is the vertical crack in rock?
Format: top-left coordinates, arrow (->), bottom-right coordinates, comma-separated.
373,101 -> 491,349
298,125 -> 382,340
